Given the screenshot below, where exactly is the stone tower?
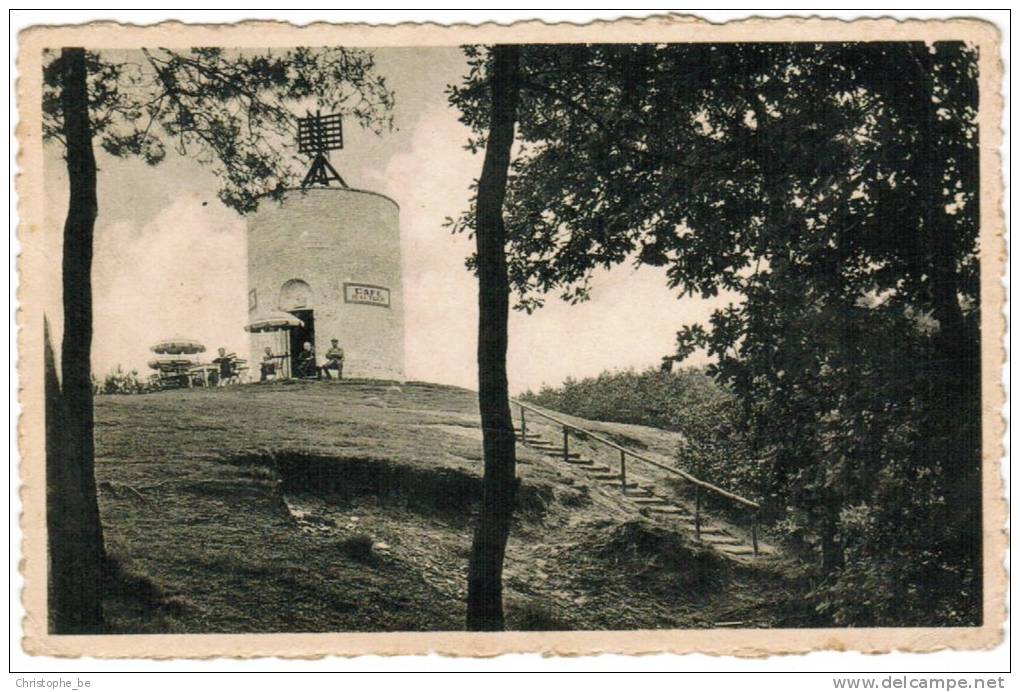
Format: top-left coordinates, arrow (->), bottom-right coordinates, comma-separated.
245,186 -> 405,381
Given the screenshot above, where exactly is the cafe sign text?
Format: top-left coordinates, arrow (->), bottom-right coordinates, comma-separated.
344,283 -> 391,308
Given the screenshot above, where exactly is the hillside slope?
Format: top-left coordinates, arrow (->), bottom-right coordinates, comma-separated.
92,380 -> 819,632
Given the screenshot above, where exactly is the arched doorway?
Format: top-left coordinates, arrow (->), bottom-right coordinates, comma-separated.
279,278 -> 313,311
279,279 -> 316,375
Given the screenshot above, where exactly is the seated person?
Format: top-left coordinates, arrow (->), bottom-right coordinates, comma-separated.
260,346 -> 278,382
294,341 -> 318,379
212,347 -> 236,386
322,339 -> 345,380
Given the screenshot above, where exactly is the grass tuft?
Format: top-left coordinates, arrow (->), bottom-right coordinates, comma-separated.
337,534 -> 377,563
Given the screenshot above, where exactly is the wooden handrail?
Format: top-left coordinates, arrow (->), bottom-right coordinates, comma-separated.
512,399 -> 760,510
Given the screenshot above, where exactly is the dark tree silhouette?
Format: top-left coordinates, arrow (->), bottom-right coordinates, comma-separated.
463,45 -> 521,631
47,48 -> 106,633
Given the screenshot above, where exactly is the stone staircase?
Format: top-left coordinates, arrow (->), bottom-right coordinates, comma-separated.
516,426 -> 766,560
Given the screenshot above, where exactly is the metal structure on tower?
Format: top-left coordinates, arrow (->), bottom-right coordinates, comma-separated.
297,110 -> 348,188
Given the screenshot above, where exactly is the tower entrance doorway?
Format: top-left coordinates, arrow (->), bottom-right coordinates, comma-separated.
289,309 -> 316,377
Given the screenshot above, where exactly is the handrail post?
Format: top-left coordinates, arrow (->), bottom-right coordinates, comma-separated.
520,405 -> 526,441
620,450 -> 627,490
562,426 -> 569,463
695,485 -> 702,540
752,508 -> 759,557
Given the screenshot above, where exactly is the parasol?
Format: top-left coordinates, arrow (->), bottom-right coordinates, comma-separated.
245,311 -> 305,333
151,337 -> 206,355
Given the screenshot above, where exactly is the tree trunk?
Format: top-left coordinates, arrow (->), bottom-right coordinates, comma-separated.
465,44 -> 521,632
820,491 -> 844,573
49,47 -> 106,633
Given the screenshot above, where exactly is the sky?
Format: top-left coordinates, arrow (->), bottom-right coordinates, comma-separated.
43,46 -> 726,394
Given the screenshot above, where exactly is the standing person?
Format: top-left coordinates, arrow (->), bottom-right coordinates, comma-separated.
323,338 -> 345,380
213,347 -> 235,386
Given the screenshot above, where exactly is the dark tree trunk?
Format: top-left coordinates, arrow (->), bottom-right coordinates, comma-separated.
820,493 -> 844,573
48,47 -> 106,633
465,44 -> 521,632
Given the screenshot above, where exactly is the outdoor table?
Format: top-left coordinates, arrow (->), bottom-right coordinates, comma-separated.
187,363 -> 219,387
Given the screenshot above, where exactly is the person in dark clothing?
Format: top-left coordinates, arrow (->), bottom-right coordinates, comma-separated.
295,341 -> 318,379
213,347 -> 236,386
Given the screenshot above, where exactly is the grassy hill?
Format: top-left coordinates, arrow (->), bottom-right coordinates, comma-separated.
93,379 -> 819,632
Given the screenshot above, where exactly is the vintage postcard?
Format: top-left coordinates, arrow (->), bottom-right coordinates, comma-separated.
15,15 -> 1006,658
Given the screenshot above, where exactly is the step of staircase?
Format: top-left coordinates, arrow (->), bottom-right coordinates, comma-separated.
716,544 -> 755,556
564,457 -> 595,466
694,526 -> 727,536
538,448 -> 582,459
631,496 -> 668,505
526,440 -> 555,448
589,472 -> 624,481
577,464 -> 611,473
701,534 -> 741,546
597,477 -> 635,487
645,506 -> 687,515
515,432 -> 586,459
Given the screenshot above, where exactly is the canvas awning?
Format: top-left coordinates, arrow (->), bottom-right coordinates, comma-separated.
150,337 -> 206,355
244,311 -> 304,333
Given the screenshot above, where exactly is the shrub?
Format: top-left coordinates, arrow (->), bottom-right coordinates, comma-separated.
95,365 -> 148,395
521,366 -> 727,433
506,601 -> 572,631
336,534 -> 376,563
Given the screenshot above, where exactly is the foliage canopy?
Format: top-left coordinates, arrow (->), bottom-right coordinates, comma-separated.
43,47 -> 395,212
453,42 -> 982,626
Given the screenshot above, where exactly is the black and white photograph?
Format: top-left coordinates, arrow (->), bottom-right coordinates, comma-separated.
13,13 -> 1006,663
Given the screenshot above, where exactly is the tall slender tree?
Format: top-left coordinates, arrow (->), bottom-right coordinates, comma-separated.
47,48 -> 106,633
464,44 -> 521,631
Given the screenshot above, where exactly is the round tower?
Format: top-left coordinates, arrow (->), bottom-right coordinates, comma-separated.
246,187 -> 405,381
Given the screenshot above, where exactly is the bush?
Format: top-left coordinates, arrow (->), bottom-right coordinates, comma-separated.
506,601 -> 573,631
521,366 -> 727,432
336,534 -> 376,563
94,365 -> 149,395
